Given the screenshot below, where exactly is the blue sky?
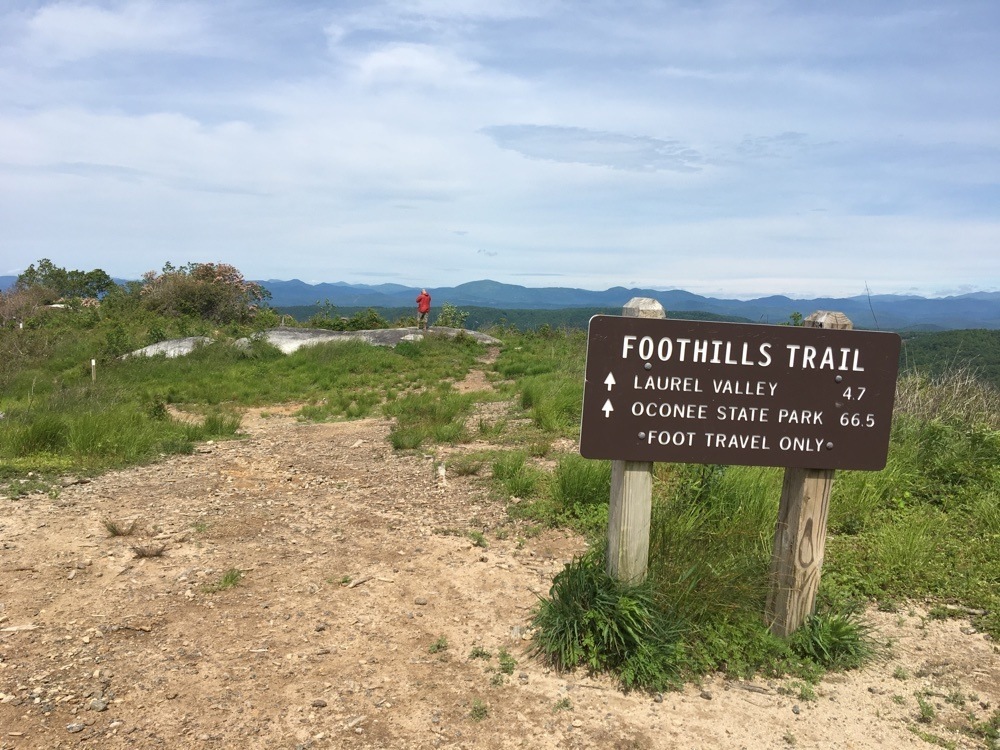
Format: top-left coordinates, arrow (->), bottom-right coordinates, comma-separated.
1,0 -> 998,299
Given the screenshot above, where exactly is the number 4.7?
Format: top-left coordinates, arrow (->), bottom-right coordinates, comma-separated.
842,386 -> 867,401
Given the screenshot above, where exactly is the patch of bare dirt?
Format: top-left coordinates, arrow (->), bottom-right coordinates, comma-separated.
1,374 -> 998,749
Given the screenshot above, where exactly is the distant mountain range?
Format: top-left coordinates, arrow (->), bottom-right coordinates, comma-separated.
255,279 -> 999,331
2,276 -> 997,330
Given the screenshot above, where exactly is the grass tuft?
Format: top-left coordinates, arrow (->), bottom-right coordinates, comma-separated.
788,607 -> 881,671
531,553 -> 684,692
104,519 -> 138,537
131,543 -> 166,558
202,567 -> 243,593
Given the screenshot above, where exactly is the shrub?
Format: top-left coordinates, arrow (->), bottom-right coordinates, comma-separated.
435,302 -> 469,329
138,262 -> 270,324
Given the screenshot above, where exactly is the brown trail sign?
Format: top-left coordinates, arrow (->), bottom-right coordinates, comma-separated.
581,314 -> 900,471
582,301 -> 902,636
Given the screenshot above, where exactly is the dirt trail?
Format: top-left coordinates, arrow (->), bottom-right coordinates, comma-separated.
1,361 -> 998,749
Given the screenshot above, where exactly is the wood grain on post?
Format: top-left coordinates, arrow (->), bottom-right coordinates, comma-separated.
766,310 -> 852,637
606,297 -> 665,585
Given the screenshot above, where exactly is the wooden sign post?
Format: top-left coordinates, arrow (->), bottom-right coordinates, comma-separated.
582,304 -> 899,635
606,298 -> 664,584
765,311 -> 851,637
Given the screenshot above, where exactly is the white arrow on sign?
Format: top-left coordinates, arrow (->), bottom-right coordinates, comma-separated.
602,399 -> 614,418
604,373 -> 616,391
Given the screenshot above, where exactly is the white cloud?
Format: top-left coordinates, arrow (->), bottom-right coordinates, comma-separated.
19,1 -> 210,64
353,43 -> 481,87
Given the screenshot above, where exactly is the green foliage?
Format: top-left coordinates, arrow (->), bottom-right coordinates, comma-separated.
647,463 -> 777,627
915,692 -> 937,723
435,302 -> 470,329
103,322 -> 132,359
428,636 -> 449,653
820,409 -> 1000,622
531,554 -> 685,692
384,389 -> 475,449
496,647 -> 517,675
4,290 -> 1000,694
788,608 -> 879,670
16,258 -> 115,300
137,262 -> 270,324
900,330 -> 1000,390
0,381 -> 242,478
550,454 -> 611,534
306,303 -> 391,331
966,709 -> 1000,749
468,646 -> 492,660
491,451 -> 544,499
203,568 -> 243,593
469,699 -> 488,721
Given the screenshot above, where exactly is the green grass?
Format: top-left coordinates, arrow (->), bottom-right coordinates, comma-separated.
0,391 -> 242,479
550,454 -> 611,535
384,388 -> 476,450
469,698 -> 488,721
0,316 -> 486,480
491,451 -> 545,500
202,568 -> 243,593
428,636 -> 449,654
531,553 -> 686,692
787,608 -> 879,670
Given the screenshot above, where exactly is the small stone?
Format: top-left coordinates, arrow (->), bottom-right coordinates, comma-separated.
414,597 -> 428,606
572,719 -> 583,728
312,699 -> 327,708
89,699 -> 108,712
67,723 -> 85,733
700,690 -> 712,700
792,705 -> 800,715
654,693 -> 664,703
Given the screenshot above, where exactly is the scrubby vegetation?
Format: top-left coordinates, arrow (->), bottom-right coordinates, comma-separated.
2,259 -> 998,694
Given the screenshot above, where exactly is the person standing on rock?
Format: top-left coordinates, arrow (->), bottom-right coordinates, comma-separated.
416,289 -> 431,331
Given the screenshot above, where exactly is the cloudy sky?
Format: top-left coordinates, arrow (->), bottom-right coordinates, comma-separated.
1,1 -> 998,299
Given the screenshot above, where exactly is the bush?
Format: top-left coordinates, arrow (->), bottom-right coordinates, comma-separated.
435,302 -> 469,329
137,262 -> 270,324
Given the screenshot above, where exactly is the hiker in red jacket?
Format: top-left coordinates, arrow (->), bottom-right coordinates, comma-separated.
416,289 -> 431,331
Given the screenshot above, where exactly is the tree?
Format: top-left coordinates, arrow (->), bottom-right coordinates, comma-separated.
138,262 -> 271,324
15,258 -> 115,300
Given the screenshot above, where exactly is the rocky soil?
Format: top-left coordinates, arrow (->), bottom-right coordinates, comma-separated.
1,359 -> 998,749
